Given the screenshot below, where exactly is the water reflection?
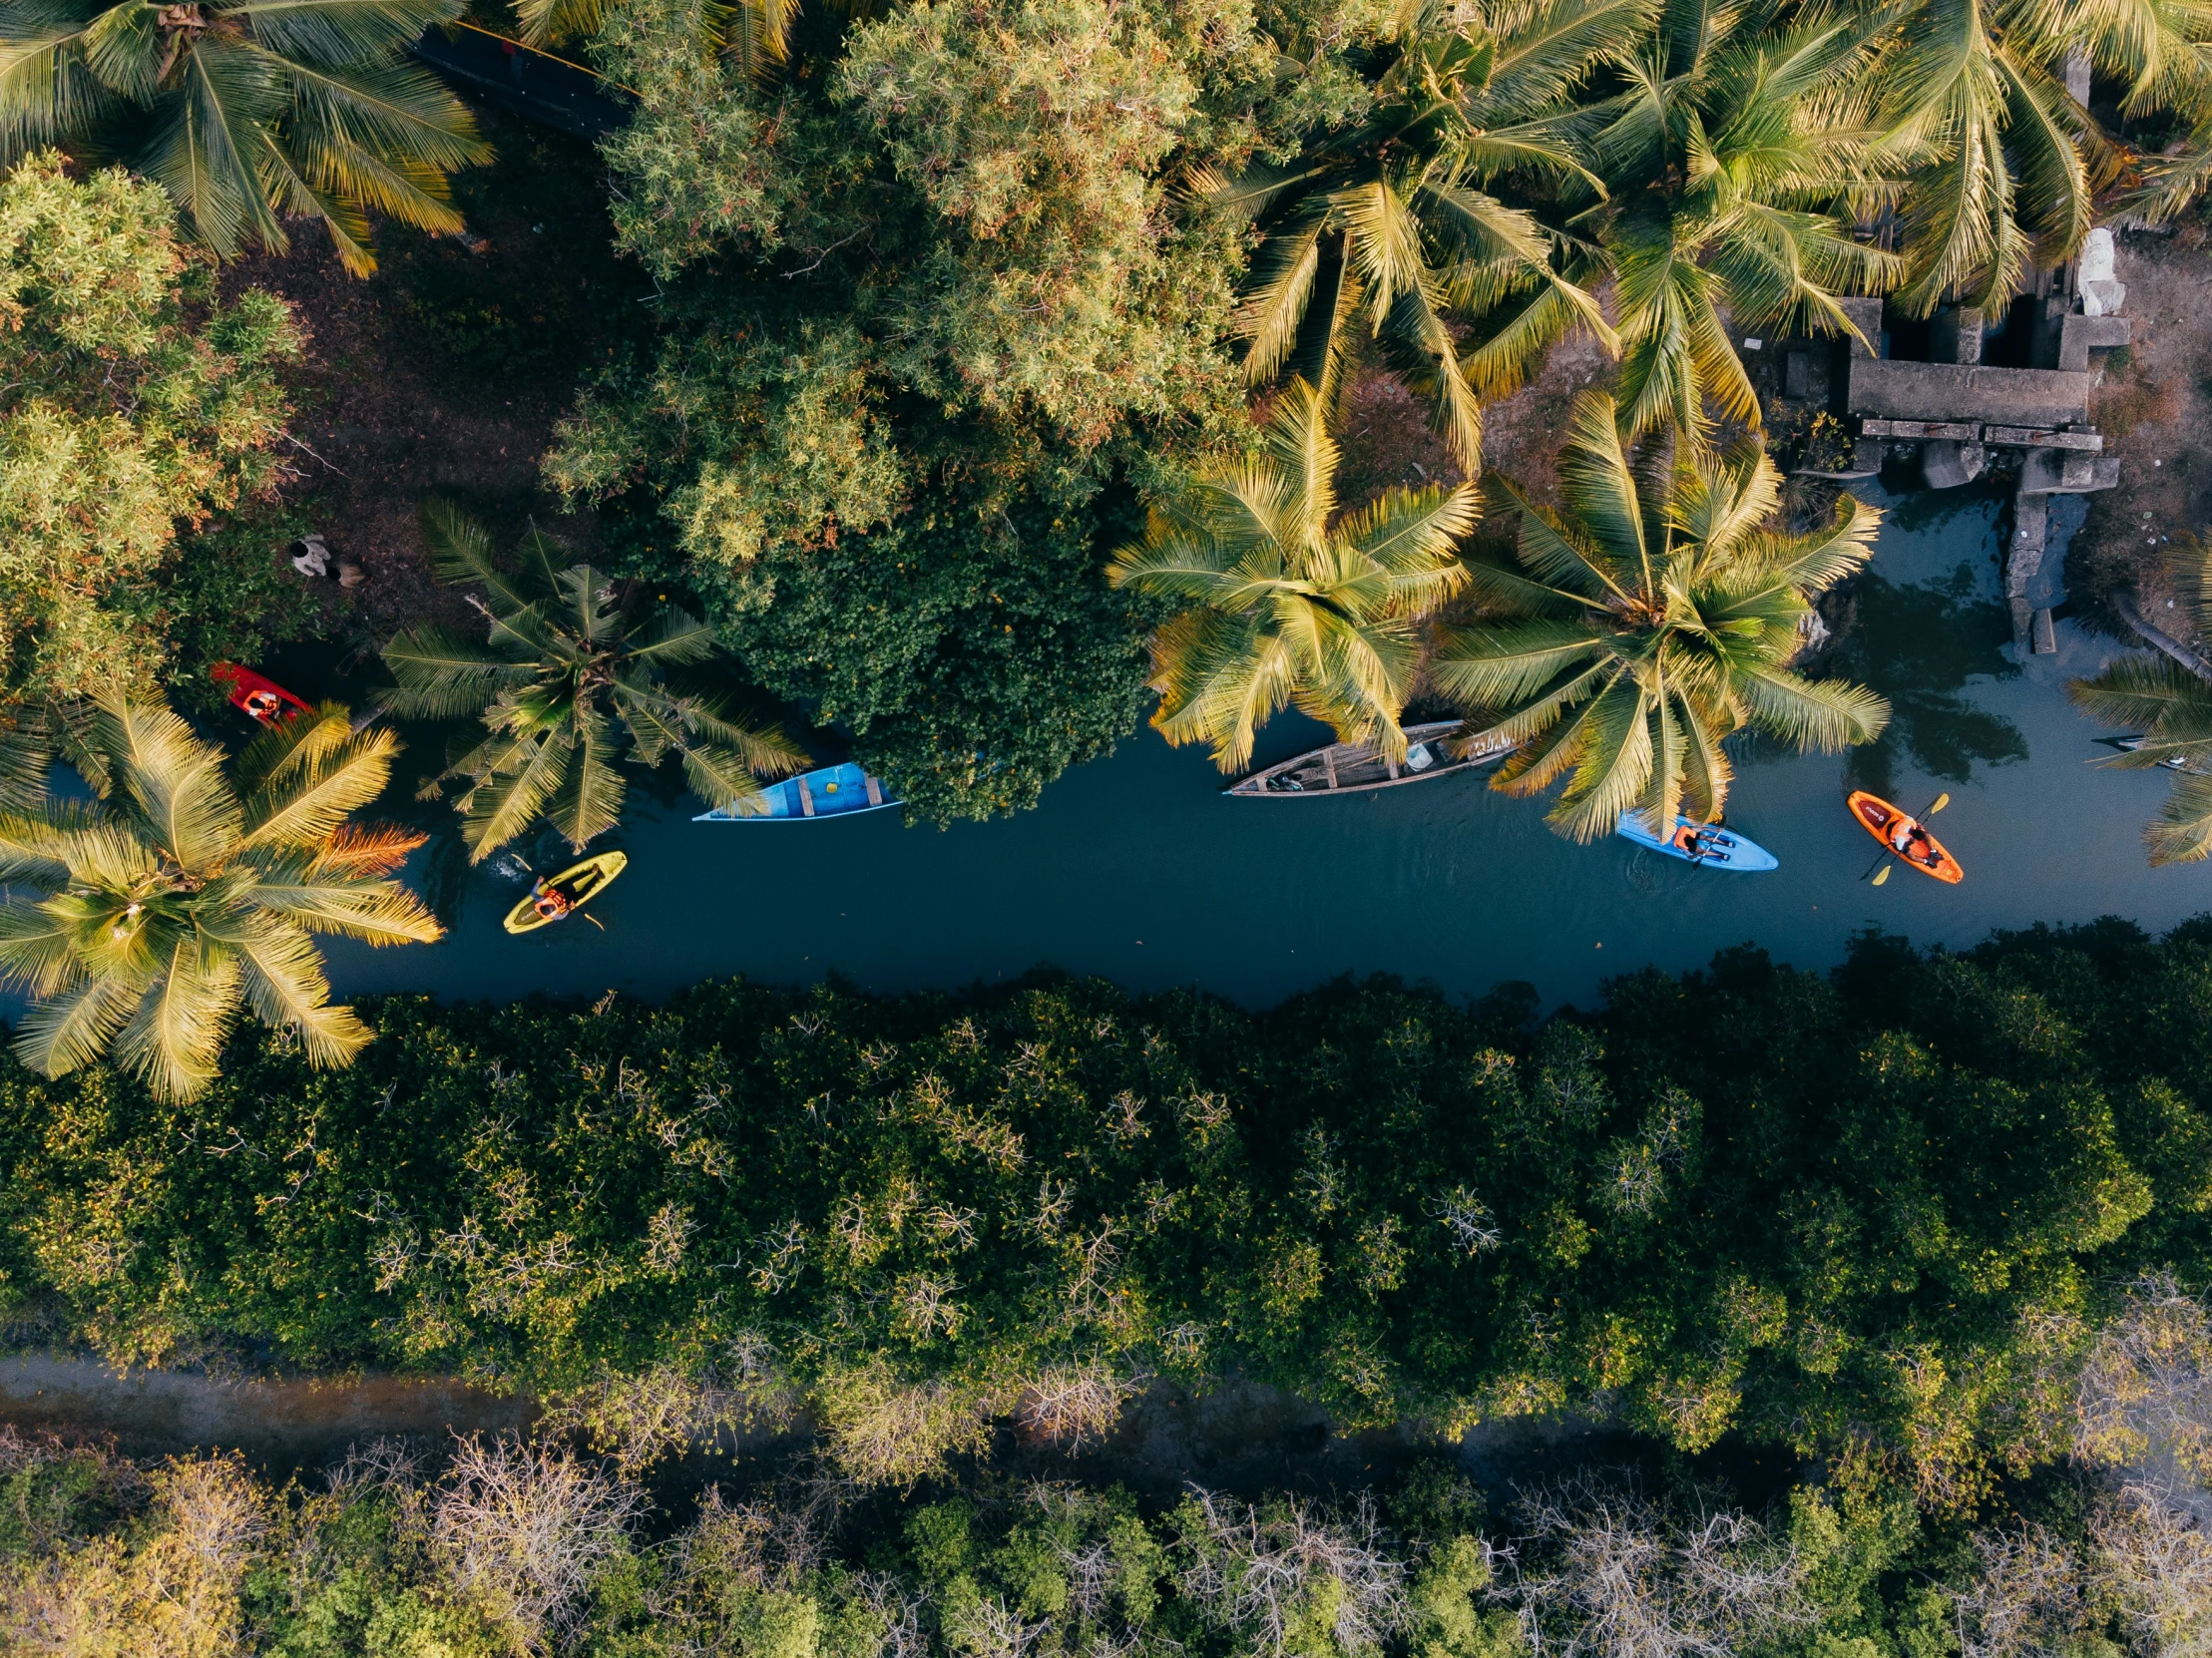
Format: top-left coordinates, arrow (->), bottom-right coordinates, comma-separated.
1821,562 -> 2027,798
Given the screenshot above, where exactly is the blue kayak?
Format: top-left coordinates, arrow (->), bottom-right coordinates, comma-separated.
693,762 -> 900,822
1615,813 -> 1778,871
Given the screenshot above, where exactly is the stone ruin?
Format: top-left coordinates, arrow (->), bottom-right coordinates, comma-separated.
1753,226 -> 2131,658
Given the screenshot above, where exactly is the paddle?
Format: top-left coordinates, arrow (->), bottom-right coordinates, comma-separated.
1866,792 -> 1951,886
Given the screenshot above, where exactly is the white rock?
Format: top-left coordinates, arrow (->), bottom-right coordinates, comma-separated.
2079,226 -> 2116,283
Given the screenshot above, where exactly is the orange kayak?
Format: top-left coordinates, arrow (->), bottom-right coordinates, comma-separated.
1847,791 -> 1963,884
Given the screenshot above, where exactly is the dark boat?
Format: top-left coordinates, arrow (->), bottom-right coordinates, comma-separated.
1224,721 -> 1512,797
2102,734 -> 2212,775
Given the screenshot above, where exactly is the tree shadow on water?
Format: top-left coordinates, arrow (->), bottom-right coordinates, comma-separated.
1817,563 -> 2027,798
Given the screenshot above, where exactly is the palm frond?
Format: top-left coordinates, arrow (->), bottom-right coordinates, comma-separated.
95,696 -> 243,874
1738,665 -> 1890,750
2147,773 -> 2212,865
110,938 -> 240,1102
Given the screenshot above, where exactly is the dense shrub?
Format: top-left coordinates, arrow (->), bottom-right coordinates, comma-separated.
4,921 -> 2212,1501
0,153 -> 306,703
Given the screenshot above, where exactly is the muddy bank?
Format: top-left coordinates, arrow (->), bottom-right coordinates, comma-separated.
0,1354 -> 534,1470
0,1352 -> 1644,1506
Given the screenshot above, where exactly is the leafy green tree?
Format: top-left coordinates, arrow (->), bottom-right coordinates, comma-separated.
2067,543 -> 2212,866
1202,0 -> 1631,467
0,0 -> 490,273
0,697 -> 440,1102
551,0 -> 1381,820
1430,391 -> 1887,841
1107,377 -> 1476,771
381,502 -> 807,860
707,495 -> 1155,824
0,154 -> 303,704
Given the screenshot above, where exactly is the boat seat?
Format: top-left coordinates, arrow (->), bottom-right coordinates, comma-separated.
798,777 -> 815,817
865,773 -> 882,807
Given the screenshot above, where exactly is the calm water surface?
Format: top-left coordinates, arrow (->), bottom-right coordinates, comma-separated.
323,484 -> 2209,1011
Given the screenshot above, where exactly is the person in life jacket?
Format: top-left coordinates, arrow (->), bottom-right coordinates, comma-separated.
1672,822 -> 1706,859
1889,818 -> 1941,867
532,882 -> 574,921
242,688 -> 285,722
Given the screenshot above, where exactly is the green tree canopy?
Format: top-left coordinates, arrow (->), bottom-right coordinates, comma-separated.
2,918 -> 2208,1504
0,154 -> 300,706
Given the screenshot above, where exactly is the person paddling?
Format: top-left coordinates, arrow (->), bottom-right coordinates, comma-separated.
1672,822 -> 1707,860
242,687 -> 285,722
531,881 -> 575,922
1890,818 -> 1941,868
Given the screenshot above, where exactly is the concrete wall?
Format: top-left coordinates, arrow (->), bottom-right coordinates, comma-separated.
1847,359 -> 2090,428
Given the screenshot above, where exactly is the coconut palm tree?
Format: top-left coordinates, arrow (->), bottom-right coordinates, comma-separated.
1876,0 -> 2212,305
1430,390 -> 1888,842
1201,0 -> 1633,470
2067,543 -> 2212,866
0,0 -> 490,274
381,502 -> 807,861
2068,654 -> 2212,864
1569,0 -> 1903,441
0,697 -> 441,1101
1106,377 -> 1478,772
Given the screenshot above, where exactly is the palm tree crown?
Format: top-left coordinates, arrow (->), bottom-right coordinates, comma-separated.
382,502 -> 807,861
1205,0 -> 1633,469
1431,390 -> 1888,841
1106,377 -> 1478,772
0,0 -> 491,273
1568,0 -> 1902,440
0,697 -> 441,1101
2068,543 -> 2212,867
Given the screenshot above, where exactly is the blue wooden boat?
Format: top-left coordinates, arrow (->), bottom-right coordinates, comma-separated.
693,762 -> 900,822
1615,812 -> 1778,871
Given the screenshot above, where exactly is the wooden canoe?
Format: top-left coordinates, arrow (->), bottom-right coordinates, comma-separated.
1846,791 -> 1963,884
1225,721 -> 1513,797
503,851 -> 629,934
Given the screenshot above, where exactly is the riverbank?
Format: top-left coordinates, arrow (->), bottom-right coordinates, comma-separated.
5,914 -> 2208,1509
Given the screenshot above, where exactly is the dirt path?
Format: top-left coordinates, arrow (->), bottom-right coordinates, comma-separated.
0,1352 -> 1639,1500
0,1355 -> 532,1469
2066,227 -> 2212,632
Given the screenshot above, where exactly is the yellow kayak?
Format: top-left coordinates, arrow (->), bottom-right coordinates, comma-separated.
502,851 -> 628,934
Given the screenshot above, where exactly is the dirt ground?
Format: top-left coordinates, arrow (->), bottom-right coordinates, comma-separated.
1331,325 -> 1621,517
221,100 -> 646,642
2065,226 -> 2212,636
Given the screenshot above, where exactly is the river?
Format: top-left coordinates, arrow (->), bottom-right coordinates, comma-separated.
316,480 -> 2205,1012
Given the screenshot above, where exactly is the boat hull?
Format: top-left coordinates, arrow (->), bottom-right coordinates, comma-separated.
211,662 -> 313,724
503,851 -> 629,934
1614,813 -> 1778,871
694,762 -> 900,821
1846,791 -> 1964,883
1225,721 -> 1511,796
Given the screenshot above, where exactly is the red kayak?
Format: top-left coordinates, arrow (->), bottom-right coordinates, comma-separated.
211,663 -> 313,725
